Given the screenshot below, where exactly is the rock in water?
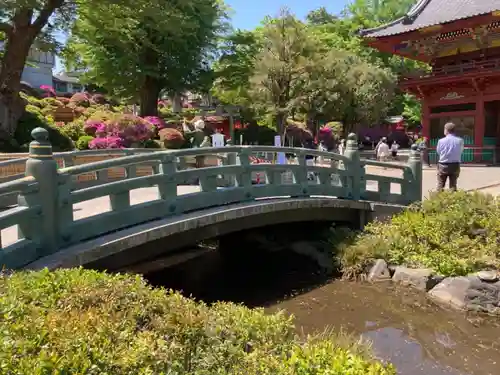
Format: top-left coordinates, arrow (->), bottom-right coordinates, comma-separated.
367,259 -> 391,282
476,270 -> 499,282
392,267 -> 443,291
428,276 -> 500,314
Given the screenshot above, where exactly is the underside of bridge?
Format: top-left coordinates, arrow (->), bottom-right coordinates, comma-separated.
25,198 -> 403,273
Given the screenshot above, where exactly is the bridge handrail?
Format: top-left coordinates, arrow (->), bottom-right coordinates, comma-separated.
57,146 -> 350,176
0,130 -> 422,269
362,159 -> 411,171
0,176 -> 37,198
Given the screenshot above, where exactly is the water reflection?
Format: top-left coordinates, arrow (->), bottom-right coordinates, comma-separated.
145,247 -> 500,375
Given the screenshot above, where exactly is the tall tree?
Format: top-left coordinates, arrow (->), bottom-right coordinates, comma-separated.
0,0 -> 70,139
64,0 -> 226,116
249,8 -> 319,135
211,30 -> 260,107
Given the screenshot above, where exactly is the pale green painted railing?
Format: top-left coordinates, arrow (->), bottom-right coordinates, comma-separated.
0,129 -> 422,269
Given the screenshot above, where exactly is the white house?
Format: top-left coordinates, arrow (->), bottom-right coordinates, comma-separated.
21,47 -> 55,89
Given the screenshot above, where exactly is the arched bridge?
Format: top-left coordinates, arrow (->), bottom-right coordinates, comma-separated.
0,128 -> 422,271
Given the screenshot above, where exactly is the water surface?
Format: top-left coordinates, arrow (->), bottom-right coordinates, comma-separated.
146,247 -> 500,375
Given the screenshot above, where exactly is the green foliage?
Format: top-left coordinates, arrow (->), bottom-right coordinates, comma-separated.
0,269 -> 394,374
212,7 -> 397,136
341,191 -> 500,278
15,107 -> 73,151
59,119 -> 86,141
63,0 -> 227,115
75,135 -> 95,150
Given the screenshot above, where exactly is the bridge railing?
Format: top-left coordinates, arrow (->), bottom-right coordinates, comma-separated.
0,129 -> 421,269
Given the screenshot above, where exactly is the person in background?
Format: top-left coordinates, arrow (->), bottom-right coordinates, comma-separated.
390,141 -> 399,160
418,137 -> 431,167
376,138 -> 390,162
436,122 -> 464,191
338,139 -> 345,155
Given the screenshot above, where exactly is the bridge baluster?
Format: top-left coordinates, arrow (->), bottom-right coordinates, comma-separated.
293,150 -> 308,196
236,149 -> 252,195
158,154 -> 178,202
343,133 -> 361,200
20,128 -> 61,256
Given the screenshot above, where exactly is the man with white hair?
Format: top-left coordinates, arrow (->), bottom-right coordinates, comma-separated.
436,122 -> 464,191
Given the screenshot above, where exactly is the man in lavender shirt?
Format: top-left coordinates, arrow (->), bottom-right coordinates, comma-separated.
436,122 -> 464,191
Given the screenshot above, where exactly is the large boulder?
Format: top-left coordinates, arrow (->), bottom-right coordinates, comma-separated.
428,276 -> 500,314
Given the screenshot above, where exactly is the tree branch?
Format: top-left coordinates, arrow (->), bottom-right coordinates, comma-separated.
31,0 -> 66,32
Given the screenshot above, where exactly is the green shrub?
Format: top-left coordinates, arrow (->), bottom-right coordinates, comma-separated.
0,269 -> 394,374
40,97 -> 64,108
340,191 -> 500,278
59,119 -> 86,141
75,135 -> 95,150
15,106 -> 73,151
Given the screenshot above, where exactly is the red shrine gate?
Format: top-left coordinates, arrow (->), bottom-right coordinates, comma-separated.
361,0 -> 500,162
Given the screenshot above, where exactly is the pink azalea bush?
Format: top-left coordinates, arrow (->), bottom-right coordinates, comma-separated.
82,113 -> 155,149
83,119 -> 106,136
88,136 -> 124,149
40,85 -> 56,97
143,116 -> 166,130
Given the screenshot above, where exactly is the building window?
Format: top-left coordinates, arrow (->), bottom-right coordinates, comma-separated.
72,84 -> 82,92
54,82 -> 68,92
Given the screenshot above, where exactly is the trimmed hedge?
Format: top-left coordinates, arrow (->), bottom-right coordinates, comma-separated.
340,191 -> 500,278
0,268 -> 394,374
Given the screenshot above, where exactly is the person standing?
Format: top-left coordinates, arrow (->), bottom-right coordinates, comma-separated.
390,141 -> 399,160
376,138 -> 390,162
436,122 -> 464,191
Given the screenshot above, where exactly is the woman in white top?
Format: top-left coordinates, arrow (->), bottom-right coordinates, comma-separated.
377,139 -> 390,162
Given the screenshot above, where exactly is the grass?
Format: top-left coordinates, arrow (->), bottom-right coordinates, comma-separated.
0,268 -> 395,374
338,190 -> 500,278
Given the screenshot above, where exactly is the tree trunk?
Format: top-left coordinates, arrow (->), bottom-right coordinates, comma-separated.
139,76 -> 160,117
0,4 -> 64,140
0,21 -> 36,140
171,93 -> 182,113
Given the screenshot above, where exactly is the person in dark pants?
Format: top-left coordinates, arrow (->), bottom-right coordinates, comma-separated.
435,122 -> 464,191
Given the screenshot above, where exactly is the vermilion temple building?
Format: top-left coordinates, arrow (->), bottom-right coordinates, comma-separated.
361,0 -> 500,162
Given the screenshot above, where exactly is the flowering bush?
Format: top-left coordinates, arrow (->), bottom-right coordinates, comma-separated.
40,85 -> 56,97
159,128 -> 185,149
143,116 -> 166,130
89,136 -> 124,149
83,119 -> 105,136
69,93 -> 90,108
106,114 -> 154,145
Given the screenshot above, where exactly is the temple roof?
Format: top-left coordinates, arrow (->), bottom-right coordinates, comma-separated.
360,0 -> 500,38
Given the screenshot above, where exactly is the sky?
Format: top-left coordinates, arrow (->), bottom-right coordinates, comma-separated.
225,0 -> 349,30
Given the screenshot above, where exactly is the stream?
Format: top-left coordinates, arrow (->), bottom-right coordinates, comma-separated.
145,244 -> 500,375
